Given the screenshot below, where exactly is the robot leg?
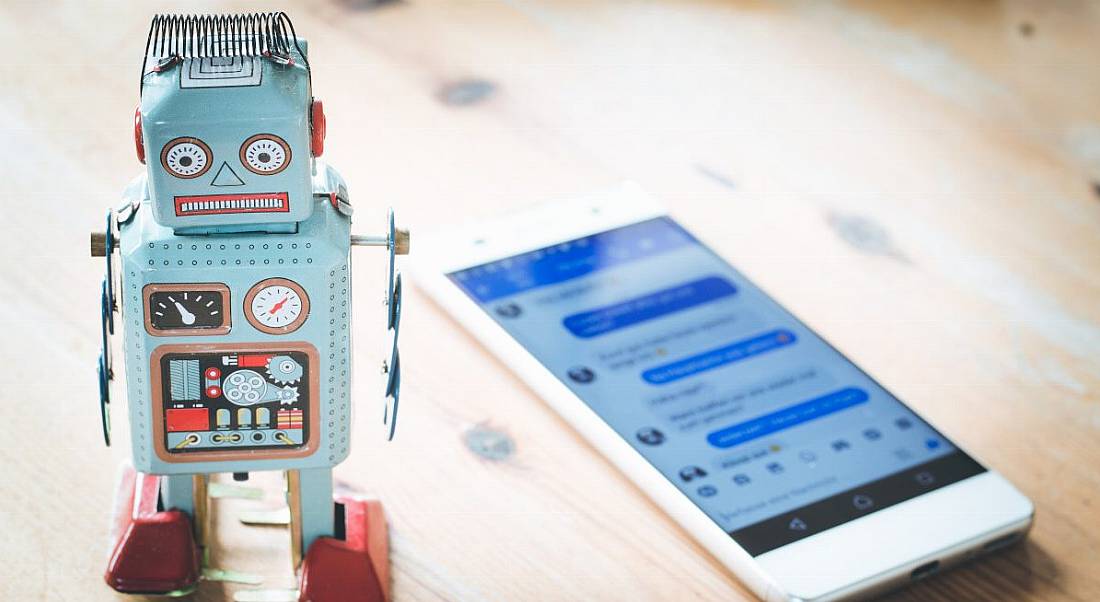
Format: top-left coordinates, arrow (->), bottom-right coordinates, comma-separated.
291,468 -> 390,602
161,473 -> 195,515
104,465 -> 201,594
162,473 -> 210,557
288,467 -> 335,562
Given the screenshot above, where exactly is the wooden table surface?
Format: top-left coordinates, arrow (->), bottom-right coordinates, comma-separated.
2,1 -> 1098,600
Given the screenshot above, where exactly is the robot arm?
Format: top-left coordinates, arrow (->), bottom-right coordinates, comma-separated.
314,161 -> 408,439
350,209 -> 407,441
95,210 -> 117,446
91,176 -> 148,447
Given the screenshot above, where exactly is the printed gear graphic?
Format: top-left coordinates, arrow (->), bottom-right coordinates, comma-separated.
266,355 -> 304,384
278,385 -> 300,405
223,369 -> 268,406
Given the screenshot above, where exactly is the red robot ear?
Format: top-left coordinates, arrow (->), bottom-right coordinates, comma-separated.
311,99 -> 326,157
134,107 -> 145,164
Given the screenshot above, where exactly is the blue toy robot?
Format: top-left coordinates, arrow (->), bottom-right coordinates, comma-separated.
92,13 -> 404,600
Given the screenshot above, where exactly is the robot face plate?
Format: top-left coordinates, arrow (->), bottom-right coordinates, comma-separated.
141,56 -> 314,230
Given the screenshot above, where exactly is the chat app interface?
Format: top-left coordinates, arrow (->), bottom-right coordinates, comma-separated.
449,217 -> 984,555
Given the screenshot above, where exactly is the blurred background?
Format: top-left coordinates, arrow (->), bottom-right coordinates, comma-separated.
1,1 -> 1098,600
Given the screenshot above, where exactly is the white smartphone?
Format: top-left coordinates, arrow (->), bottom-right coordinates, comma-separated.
411,183 -> 1033,601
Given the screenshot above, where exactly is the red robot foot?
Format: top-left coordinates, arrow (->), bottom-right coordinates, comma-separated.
104,465 -> 201,595
298,497 -> 389,602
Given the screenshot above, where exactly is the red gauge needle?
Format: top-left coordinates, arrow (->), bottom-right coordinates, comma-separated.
268,296 -> 290,315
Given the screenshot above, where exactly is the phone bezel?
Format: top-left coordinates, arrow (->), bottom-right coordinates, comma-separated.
410,182 -> 1033,600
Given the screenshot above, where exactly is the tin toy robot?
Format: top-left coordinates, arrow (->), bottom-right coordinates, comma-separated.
91,13 -> 405,601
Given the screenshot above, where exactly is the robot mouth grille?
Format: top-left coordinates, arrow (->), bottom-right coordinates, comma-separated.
174,192 -> 289,216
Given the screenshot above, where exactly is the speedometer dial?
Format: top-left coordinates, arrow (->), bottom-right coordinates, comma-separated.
144,283 -> 231,336
244,278 -> 309,335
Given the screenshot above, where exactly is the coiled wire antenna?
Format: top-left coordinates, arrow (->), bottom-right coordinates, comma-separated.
141,12 -> 309,92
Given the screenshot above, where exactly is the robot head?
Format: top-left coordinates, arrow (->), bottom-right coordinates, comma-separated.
135,14 -> 324,231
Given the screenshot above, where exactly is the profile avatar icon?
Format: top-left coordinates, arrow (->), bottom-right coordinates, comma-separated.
567,366 -> 596,384
679,466 -> 708,482
636,427 -> 665,446
494,302 -> 523,318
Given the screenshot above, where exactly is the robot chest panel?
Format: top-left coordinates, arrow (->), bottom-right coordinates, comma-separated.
122,240 -> 352,463
151,343 -> 320,462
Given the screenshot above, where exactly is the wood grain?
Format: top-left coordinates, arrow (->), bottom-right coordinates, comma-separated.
0,1 -> 1097,600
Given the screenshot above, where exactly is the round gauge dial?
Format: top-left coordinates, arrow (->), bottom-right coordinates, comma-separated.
240,134 -> 291,175
144,284 -> 231,336
161,137 -> 212,179
244,278 -> 309,334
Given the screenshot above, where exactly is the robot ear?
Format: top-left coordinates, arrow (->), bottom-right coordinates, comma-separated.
133,107 -> 145,165
310,99 -> 326,158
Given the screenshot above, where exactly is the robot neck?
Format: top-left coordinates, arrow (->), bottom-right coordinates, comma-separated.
173,223 -> 299,236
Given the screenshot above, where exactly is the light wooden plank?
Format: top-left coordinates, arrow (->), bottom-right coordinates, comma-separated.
0,1 -> 1096,600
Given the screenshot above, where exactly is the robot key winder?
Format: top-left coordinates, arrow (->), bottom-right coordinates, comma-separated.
91,13 -> 405,600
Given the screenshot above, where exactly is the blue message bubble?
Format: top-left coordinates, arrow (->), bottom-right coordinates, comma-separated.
641,329 -> 796,385
705,387 -> 870,449
562,276 -> 737,339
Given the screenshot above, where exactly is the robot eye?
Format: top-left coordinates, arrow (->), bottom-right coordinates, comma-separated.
240,134 -> 291,175
160,137 -> 212,179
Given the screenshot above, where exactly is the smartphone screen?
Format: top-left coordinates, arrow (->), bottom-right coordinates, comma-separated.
448,216 -> 984,556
